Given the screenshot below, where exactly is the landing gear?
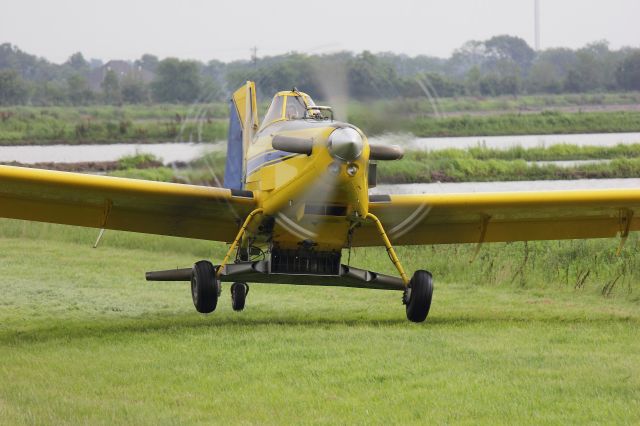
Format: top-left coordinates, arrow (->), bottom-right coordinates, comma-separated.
365,213 -> 434,322
231,282 -> 249,311
404,270 -> 434,323
191,260 -> 220,313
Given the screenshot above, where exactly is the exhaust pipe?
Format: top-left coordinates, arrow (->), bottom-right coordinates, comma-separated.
272,135 -> 313,155
145,268 -> 192,282
369,143 -> 404,161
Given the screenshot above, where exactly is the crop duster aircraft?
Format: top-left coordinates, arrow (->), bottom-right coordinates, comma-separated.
1,82 -> 640,322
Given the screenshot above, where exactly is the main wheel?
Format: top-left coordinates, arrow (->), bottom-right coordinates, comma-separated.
191,260 -> 219,314
231,282 -> 248,311
405,270 -> 434,323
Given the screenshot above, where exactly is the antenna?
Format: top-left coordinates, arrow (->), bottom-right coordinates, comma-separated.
250,46 -> 258,67
534,0 -> 541,51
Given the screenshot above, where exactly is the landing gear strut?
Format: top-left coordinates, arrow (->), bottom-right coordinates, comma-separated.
231,282 -> 249,311
366,213 -> 434,323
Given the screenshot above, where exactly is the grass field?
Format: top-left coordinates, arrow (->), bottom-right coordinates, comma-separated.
0,104 -> 228,145
1,220 -> 639,424
354,110 -> 640,139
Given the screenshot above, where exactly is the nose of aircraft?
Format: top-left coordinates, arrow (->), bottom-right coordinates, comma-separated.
327,127 -> 363,161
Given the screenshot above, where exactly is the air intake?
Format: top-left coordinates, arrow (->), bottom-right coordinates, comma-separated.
304,204 -> 347,216
270,248 -> 341,275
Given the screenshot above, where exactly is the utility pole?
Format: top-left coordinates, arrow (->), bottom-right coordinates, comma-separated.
534,0 -> 541,51
251,46 -> 258,67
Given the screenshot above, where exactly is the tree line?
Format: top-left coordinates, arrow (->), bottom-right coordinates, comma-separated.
1,35 -> 639,106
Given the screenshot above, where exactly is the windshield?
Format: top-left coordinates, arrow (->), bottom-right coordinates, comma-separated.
284,96 -> 307,120
261,93 -> 316,130
262,96 -> 285,127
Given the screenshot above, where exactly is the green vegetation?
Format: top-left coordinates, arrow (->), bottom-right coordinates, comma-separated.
458,143 -> 640,161
0,104 -> 227,144
416,91 -> 640,113
378,150 -> 640,183
109,166 -> 176,182
3,104 -> 640,144
0,219 -> 639,423
408,111 -> 640,137
101,144 -> 640,185
2,37 -> 640,106
1,218 -> 638,292
349,109 -> 640,138
375,142 -> 640,183
345,92 -> 640,117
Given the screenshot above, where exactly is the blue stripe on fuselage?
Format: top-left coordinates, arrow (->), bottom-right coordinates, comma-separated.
246,150 -> 296,176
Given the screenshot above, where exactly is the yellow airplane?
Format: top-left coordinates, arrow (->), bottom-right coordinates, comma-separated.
1,81 -> 639,322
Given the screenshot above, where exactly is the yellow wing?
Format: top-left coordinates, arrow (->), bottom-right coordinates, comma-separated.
355,190 -> 640,246
0,165 -> 256,241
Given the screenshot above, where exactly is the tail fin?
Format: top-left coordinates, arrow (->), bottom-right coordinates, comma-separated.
224,81 -> 259,190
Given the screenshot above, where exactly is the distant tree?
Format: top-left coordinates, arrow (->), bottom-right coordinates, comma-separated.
464,66 -> 482,96
0,69 -> 28,105
527,48 -> 576,93
615,50 -> 640,90
66,52 -> 89,72
348,51 -> 398,99
412,73 -> 465,98
121,75 -> 149,103
66,73 -> 93,104
101,69 -> 121,104
0,43 -> 16,69
225,67 -> 259,96
379,53 -> 446,78
199,77 -> 224,102
563,42 -> 620,92
448,41 -> 487,77
527,61 -> 562,93
31,80 -> 67,105
151,58 -> 201,103
1,39 -> 639,105
484,35 -> 536,76
202,59 -> 225,79
563,69 -> 583,93
564,51 -> 600,92
136,54 -> 159,73
0,43 -> 62,82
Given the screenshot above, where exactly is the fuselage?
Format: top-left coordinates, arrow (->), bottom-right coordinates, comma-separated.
242,92 -> 371,252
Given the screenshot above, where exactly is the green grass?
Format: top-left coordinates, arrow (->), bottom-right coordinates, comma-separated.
335,92 -> 640,119
0,104 -> 227,144
377,155 -> 640,183
375,144 -> 640,183
104,146 -> 640,185
461,143 -> 640,161
0,219 -> 639,423
3,98 -> 640,144
396,92 -> 640,114
406,111 -> 640,138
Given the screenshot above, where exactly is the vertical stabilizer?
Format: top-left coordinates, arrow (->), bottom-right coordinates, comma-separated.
224,81 -> 259,190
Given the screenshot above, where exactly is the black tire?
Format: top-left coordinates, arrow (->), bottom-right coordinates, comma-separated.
191,260 -> 219,314
231,282 -> 247,312
405,270 -> 434,323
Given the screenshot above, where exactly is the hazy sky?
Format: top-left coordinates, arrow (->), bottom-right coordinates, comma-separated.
2,0 -> 639,64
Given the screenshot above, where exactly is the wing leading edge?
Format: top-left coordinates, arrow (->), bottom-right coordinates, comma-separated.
0,165 -> 256,241
355,190 -> 640,246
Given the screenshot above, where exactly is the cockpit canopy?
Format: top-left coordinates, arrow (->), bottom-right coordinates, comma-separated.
261,91 -> 316,129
